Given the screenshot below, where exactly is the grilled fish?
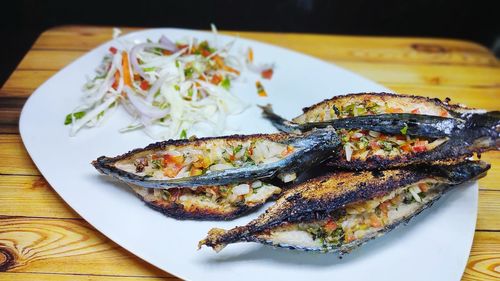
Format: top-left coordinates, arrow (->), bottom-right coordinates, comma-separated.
128,180 -> 282,220
199,160 -> 489,252
92,128 -> 339,188
262,92 -> 499,170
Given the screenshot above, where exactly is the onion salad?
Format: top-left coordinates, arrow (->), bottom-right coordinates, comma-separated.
65,26 -> 273,139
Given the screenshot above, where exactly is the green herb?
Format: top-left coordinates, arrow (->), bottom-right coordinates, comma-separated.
151,159 -> 163,170
143,67 -> 156,72
180,129 -> 187,139
381,141 -> 394,151
357,136 -> 369,149
340,133 -> 350,143
233,144 -> 243,155
97,111 -> 105,120
174,85 -> 180,91
221,77 -> 231,90
175,60 -> 180,68
187,88 -> 194,98
154,90 -> 161,98
184,67 -> 195,78
64,111 -> 86,125
400,124 -> 408,135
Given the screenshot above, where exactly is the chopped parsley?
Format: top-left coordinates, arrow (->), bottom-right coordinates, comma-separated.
221,77 -> 231,90
400,124 -> 408,135
180,129 -> 187,139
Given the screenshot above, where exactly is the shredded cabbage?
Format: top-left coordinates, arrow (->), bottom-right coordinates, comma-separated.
66,26 -> 251,139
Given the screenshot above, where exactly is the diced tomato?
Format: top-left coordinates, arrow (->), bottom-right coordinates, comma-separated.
412,140 -> 428,153
109,47 -> 118,54
163,154 -> 184,166
229,154 -> 236,162
140,80 -> 150,90
379,201 -> 391,214
261,68 -> 274,80
111,71 -> 120,90
177,44 -> 188,49
369,140 -> 380,150
418,182 -> 429,192
163,165 -> 183,178
411,108 -> 420,114
401,144 -> 412,152
210,74 -> 222,85
200,49 -> 211,57
387,107 -> 404,113
162,49 -> 173,56
345,233 -> 355,242
248,147 -> 253,156
133,73 -> 141,81
324,219 -> 338,232
369,213 -> 383,228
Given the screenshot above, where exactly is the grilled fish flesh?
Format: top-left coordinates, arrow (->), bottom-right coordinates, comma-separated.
261,93 -> 499,170
92,128 -> 339,188
199,160 -> 489,252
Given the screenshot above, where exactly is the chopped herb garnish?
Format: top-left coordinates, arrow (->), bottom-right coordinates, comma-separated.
180,129 -> 187,139
97,111 -> 105,120
151,159 -> 163,169
184,67 -> 195,78
64,111 -> 86,125
233,144 -> 243,155
400,124 -> 408,135
174,85 -> 180,91
143,67 -> 156,72
221,77 -> 231,90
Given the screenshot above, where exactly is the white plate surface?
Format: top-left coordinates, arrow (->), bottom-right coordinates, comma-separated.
19,28 -> 477,281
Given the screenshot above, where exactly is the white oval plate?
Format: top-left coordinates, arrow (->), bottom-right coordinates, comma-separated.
19,28 -> 476,281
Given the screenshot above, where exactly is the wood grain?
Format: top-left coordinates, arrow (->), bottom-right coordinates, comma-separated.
0,25 -> 498,281
0,217 -> 172,278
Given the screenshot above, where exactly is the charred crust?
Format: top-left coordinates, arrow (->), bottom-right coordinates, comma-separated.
299,92 -> 474,115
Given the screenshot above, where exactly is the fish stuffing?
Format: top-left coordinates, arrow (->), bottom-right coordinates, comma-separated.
128,180 -> 282,220
261,92 -> 499,170
199,160 -> 489,252
92,129 -> 339,188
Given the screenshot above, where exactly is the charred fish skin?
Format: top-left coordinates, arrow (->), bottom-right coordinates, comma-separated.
92,128 -> 340,189
199,161 -> 489,252
261,92 -> 499,170
261,104 -> 464,138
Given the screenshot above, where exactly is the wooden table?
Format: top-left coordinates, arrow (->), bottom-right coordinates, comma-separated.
0,26 -> 499,281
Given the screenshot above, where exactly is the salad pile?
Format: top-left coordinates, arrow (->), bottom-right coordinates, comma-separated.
65,27 -> 273,139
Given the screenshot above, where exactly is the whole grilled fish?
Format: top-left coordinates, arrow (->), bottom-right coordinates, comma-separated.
92,128 -> 339,189
262,93 -> 499,170
199,160 -> 489,253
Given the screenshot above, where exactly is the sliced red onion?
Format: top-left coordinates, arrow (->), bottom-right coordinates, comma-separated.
159,35 -> 178,52
146,74 -> 170,103
123,86 -> 170,120
130,42 -> 179,82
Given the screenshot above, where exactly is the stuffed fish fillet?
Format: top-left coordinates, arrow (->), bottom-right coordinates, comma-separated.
199,161 -> 489,252
92,128 -> 339,220
261,92 -> 499,170
93,128 -> 340,189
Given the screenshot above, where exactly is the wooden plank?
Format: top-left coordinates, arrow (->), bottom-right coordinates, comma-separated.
0,217 -> 172,278
31,26 -> 498,67
1,174 -> 499,230
2,62 -> 499,99
0,272 -> 171,281
0,215 -> 497,280
477,190 -> 500,231
0,175 -> 77,218
463,231 -> 500,281
0,135 -> 39,176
